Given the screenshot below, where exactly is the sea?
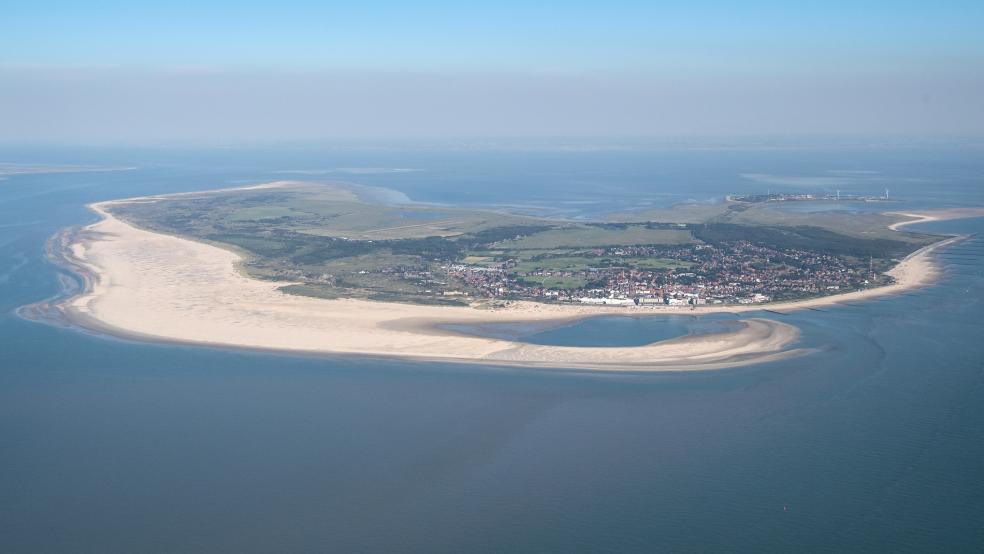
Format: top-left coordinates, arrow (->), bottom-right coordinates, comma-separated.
1,142 -> 983,552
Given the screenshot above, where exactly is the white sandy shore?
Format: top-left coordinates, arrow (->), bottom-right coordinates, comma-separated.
887,208 -> 984,231
47,190 -> 970,371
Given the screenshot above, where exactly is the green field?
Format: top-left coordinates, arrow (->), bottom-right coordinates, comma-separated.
512,257 -> 601,273
619,257 -> 695,270
517,275 -> 590,290
614,200 -> 937,244
227,206 -> 300,221
509,255 -> 692,274
498,225 -> 693,249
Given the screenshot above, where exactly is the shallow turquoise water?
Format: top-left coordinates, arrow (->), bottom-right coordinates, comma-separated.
1,146 -> 983,552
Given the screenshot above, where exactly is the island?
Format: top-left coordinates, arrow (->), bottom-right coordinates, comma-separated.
0,163 -> 135,178
30,181 -> 979,371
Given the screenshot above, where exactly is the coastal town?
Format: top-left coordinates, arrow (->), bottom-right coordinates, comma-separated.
728,191 -> 893,203
366,239 -> 883,307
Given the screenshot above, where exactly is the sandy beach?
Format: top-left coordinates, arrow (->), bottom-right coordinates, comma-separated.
887,208 -> 984,230
36,191 -> 970,371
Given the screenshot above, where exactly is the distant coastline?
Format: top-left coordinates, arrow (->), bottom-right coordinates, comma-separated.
0,163 -> 136,177
20,186 -> 976,371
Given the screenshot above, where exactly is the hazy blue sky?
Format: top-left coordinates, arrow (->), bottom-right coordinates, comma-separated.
2,1 -> 983,143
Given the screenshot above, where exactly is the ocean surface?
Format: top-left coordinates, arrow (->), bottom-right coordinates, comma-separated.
1,143 -> 983,552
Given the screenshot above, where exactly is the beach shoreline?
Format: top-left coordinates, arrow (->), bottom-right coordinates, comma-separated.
21,189 -> 971,372
886,208 -> 984,231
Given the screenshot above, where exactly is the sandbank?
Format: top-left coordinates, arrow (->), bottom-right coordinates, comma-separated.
887,208 -> 984,231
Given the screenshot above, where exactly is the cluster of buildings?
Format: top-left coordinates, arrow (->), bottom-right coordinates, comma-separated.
290,235 -> 878,307
728,191 -> 891,203
440,241 -> 874,306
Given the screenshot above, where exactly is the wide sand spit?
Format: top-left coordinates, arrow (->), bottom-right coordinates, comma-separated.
44,186 -> 970,371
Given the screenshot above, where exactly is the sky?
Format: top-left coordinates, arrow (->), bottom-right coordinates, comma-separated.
2,0 -> 983,143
